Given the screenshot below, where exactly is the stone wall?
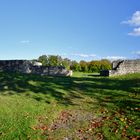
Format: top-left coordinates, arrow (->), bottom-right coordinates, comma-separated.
0,60 -> 72,76
100,59 -> 140,76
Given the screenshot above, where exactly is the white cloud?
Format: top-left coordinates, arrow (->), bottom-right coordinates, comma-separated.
132,51 -> 140,58
60,53 -> 67,56
71,53 -> 96,58
105,56 -> 126,60
135,51 -> 140,55
20,40 -> 30,44
89,54 -> 97,57
122,11 -> 140,26
122,11 -> 140,37
128,27 -> 140,36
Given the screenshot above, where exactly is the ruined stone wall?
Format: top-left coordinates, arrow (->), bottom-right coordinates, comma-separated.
109,59 -> 140,76
0,60 -> 72,76
0,60 -> 32,73
100,59 -> 140,76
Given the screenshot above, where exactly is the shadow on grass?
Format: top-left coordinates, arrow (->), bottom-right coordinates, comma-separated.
87,72 -> 101,77
0,72 -> 140,111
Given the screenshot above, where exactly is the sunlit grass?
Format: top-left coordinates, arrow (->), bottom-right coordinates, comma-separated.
0,72 -> 140,139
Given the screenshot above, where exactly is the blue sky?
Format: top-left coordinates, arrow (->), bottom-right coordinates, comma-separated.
0,0 -> 140,61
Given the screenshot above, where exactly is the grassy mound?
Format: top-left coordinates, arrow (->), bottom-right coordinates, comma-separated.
0,72 -> 140,139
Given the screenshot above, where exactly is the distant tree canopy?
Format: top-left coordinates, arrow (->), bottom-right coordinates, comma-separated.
38,55 -> 48,66
38,55 -> 71,69
38,55 -> 112,73
70,61 -> 81,72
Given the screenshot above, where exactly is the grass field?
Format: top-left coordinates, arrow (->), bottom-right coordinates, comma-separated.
0,72 -> 140,140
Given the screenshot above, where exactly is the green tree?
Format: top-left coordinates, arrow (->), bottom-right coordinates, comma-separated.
70,61 -> 81,71
88,61 -> 101,72
48,55 -> 62,66
38,55 -> 48,66
62,58 -> 71,69
79,60 -> 88,72
100,59 -> 111,70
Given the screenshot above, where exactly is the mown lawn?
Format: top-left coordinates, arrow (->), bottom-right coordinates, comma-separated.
0,72 -> 140,140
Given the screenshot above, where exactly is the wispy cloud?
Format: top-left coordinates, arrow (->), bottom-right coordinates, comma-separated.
71,53 -> 96,58
20,40 -> 31,44
132,51 -> 140,58
128,27 -> 140,36
105,56 -> 126,60
135,51 -> 140,55
122,11 -> 140,36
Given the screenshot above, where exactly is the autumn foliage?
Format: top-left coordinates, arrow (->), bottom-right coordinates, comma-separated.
38,55 -> 112,72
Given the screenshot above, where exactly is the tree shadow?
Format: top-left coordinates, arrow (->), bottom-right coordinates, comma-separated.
88,73 -> 101,77
0,72 -> 139,112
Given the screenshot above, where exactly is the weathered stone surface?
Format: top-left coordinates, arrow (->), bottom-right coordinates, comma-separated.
0,60 -> 72,76
33,61 -> 42,66
100,59 -> 140,76
66,70 -> 73,76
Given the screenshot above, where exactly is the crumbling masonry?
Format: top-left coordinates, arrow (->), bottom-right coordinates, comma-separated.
100,59 -> 140,76
0,60 -> 72,76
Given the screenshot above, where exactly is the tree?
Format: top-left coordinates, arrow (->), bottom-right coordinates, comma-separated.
48,55 -> 62,66
70,61 -> 81,71
38,54 -> 112,72
88,61 -> 101,72
79,60 -> 88,72
100,59 -> 111,70
61,58 -> 71,69
38,55 -> 48,66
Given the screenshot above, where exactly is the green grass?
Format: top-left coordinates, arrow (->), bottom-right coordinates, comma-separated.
0,72 -> 140,140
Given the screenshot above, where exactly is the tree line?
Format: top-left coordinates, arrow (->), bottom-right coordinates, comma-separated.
37,55 -> 112,73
